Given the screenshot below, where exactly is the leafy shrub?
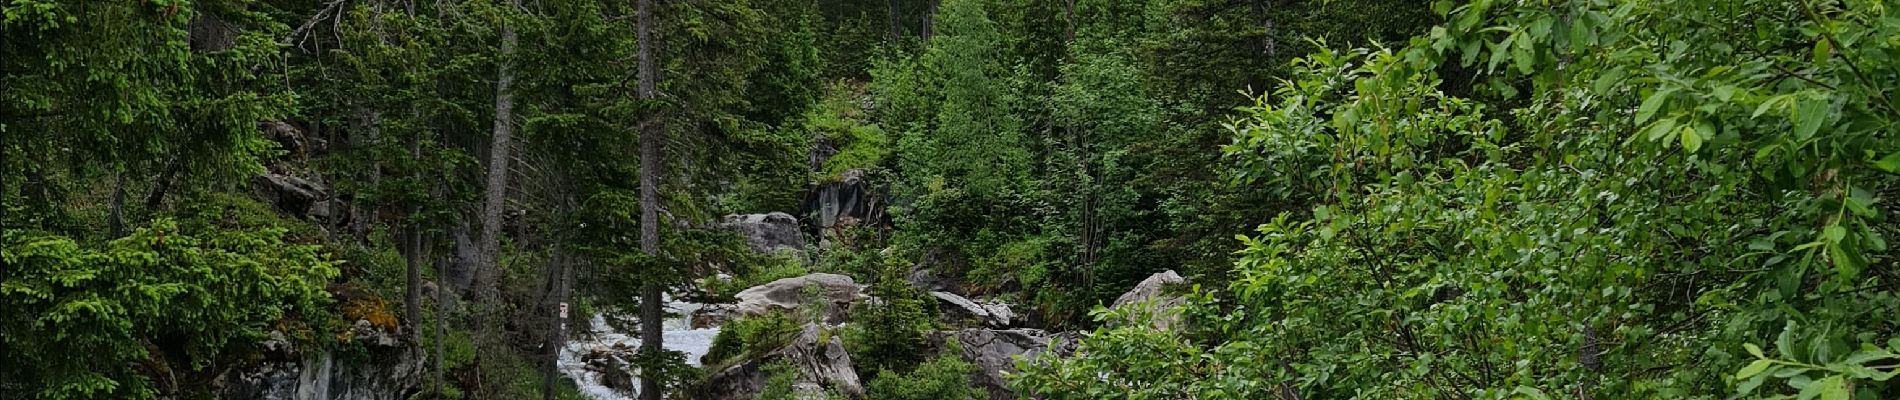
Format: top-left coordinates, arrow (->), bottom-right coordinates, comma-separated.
864,342 -> 980,400
1021,0 -> 1900,397
700,253 -> 809,301
754,361 -> 801,400
1,219 -> 339,399
703,310 -> 803,366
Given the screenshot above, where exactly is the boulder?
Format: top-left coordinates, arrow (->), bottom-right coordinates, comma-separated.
929,329 -> 1079,400
734,273 -> 864,324
691,304 -> 737,330
929,291 -> 1013,328
578,343 -> 639,395
718,212 -> 806,253
1111,270 -> 1187,331
253,173 -> 328,216
696,324 -> 863,400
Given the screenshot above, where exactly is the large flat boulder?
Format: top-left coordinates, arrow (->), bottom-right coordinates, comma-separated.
695,324 -> 862,400
734,273 -> 864,324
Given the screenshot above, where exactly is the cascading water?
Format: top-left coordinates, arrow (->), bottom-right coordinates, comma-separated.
559,298 -> 721,400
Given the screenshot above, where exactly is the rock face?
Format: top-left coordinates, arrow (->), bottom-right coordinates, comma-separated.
1111,270 -> 1188,330
930,329 -> 1079,400
696,324 -> 863,400
718,212 -> 806,253
219,345 -> 422,400
254,173 -> 328,216
805,169 -> 886,230
734,273 -> 865,324
930,291 -> 1014,328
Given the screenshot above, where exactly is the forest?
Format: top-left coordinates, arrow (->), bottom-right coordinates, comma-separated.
2,0 -> 1898,399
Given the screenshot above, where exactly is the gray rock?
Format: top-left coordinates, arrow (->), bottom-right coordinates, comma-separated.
930,291 -> 1013,328
696,324 -> 863,399
805,168 -> 886,229
1111,270 -> 1188,331
579,343 -> 639,396
718,212 -> 806,253
980,303 -> 1014,327
930,329 -> 1079,400
351,320 -> 401,347
734,273 -> 864,324
219,344 -> 422,400
691,303 -> 737,330
253,173 -> 328,216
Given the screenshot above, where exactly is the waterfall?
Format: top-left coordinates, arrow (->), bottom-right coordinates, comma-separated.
560,298 -> 722,400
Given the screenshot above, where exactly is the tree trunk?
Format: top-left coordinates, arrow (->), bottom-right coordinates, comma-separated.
403,227 -> 426,338
435,257 -> 449,394
636,0 -> 664,398
922,0 -> 938,41
886,0 -> 901,45
1251,0 -> 1276,59
109,170 -> 127,238
541,249 -> 570,400
143,156 -> 180,210
476,1 -> 521,299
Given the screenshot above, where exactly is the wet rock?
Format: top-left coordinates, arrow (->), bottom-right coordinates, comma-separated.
734,273 -> 864,324
695,324 -> 863,400
579,343 -> 639,396
691,304 -> 737,330
717,212 -> 806,253
1111,270 -> 1188,331
929,329 -> 1079,400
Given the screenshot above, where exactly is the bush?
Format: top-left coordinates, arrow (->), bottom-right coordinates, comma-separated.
703,310 -> 803,366
864,343 -> 979,400
1,219 -> 340,399
844,261 -> 935,376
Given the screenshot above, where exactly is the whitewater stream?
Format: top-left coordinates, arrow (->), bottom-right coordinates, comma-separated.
558,298 -> 720,400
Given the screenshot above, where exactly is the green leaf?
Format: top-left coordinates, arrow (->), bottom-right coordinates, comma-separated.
1793,96 -> 1827,141
1512,33 -> 1535,74
1755,95 -> 1788,118
1813,39 -> 1832,64
1645,117 -> 1679,141
1823,225 -> 1846,243
1816,375 -> 1849,400
1747,343 -> 1767,358
1513,385 -> 1552,400
1875,152 -> 1900,173
1737,359 -> 1774,379
1637,88 -> 1675,124
1682,121 -> 1707,152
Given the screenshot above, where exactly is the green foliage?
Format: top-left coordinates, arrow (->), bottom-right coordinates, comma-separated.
844,261 -> 935,376
864,342 -> 980,400
809,82 -> 892,180
1,219 -> 339,399
754,360 -> 810,400
895,0 -> 1031,198
700,254 -> 810,301
704,310 -> 804,367
1022,0 -> 1900,398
